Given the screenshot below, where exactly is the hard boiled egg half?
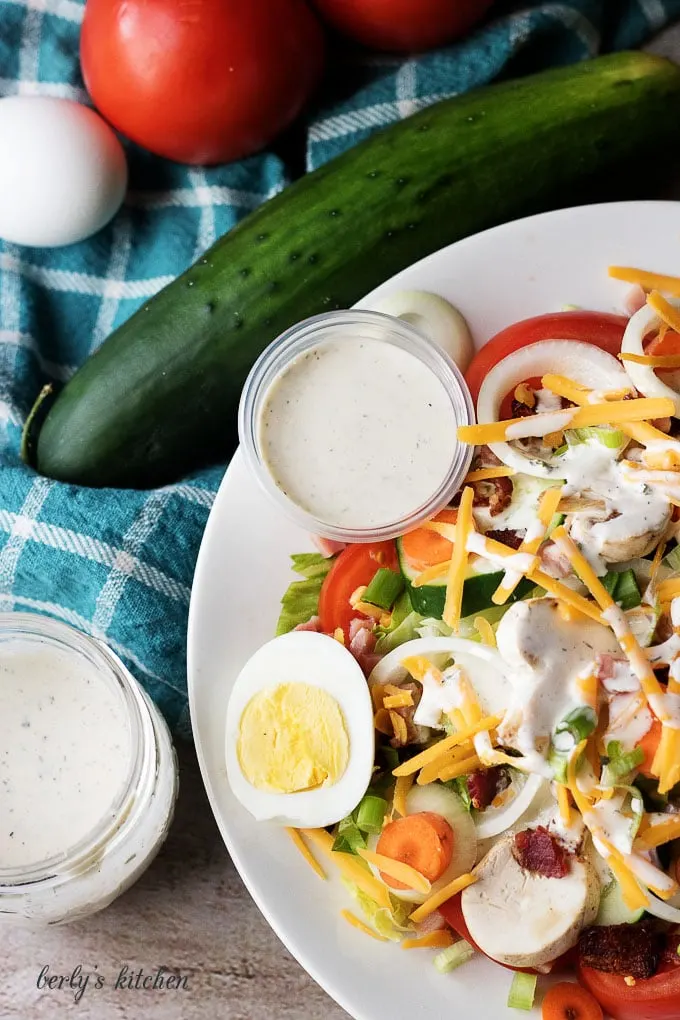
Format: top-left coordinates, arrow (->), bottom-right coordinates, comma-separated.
225,631 -> 374,828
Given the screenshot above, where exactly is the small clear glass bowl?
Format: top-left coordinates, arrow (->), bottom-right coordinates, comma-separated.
238,310 -> 475,542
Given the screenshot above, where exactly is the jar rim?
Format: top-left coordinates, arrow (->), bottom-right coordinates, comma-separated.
0,613 -> 147,885
238,309 -> 475,542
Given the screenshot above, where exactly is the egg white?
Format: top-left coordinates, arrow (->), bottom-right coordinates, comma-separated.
367,783 -> 478,904
225,631 -> 374,828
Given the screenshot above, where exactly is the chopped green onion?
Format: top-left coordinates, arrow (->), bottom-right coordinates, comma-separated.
355,794 -> 388,835
601,569 -> 641,611
545,511 -> 565,537
664,543 -> 680,572
555,705 -> 597,744
507,972 -> 538,1011
548,744 -> 569,783
569,425 -> 625,449
603,741 -> 645,782
333,815 -> 367,855
433,940 -> 475,974
363,568 -> 405,610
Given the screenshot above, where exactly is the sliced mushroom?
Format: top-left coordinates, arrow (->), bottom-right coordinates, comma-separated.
461,834 -> 600,968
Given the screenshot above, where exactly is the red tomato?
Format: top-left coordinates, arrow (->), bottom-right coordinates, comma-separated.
464,312 -> 630,403
578,961 -> 680,1020
80,0 -> 325,165
318,541 -> 398,638
309,0 -> 492,52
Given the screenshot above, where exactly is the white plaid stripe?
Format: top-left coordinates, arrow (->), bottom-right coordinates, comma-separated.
89,212 -> 133,352
547,4 -> 600,51
0,244 -> 25,438
395,60 -> 419,119
0,477 -> 52,596
638,0 -> 668,27
0,592 -> 178,689
0,251 -> 174,297
125,185 -> 278,210
93,490 -> 173,633
309,95 -> 449,143
0,77 -> 87,100
189,169 -> 216,259
169,484 -> 216,509
3,0 -> 82,20
0,330 -> 76,381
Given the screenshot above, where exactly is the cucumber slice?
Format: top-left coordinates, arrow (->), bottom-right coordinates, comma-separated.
397,539 -> 534,619
595,879 -> 645,926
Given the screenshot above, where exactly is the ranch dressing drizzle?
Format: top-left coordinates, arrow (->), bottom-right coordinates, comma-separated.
258,337 -> 458,529
0,640 -> 133,869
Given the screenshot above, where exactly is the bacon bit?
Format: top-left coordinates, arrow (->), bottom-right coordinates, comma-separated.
294,616 -> 321,632
310,535 -> 347,557
467,766 -> 509,810
578,922 -> 664,979
454,447 -> 513,517
483,528 -> 524,550
540,541 -> 572,579
512,827 -> 570,878
348,619 -> 381,676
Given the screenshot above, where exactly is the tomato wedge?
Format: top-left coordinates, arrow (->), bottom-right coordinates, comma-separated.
578,960 -> 680,1020
318,541 -> 398,639
464,311 -> 629,402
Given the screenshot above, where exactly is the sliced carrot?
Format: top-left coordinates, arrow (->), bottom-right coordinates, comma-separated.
376,811 -> 453,890
637,717 -> 663,778
400,508 -> 458,571
541,981 -> 603,1020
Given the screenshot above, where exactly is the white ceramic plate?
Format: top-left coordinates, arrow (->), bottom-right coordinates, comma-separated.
188,200 -> 680,1020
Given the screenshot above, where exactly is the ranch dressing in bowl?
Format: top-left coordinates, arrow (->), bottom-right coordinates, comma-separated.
239,311 -> 474,541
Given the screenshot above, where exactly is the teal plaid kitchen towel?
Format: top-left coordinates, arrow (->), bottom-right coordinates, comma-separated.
1,0 -> 679,739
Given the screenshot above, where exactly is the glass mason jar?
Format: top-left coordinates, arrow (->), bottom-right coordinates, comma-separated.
0,614 -> 179,926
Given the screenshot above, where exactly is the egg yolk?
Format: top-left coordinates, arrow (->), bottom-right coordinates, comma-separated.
237,682 -> 349,794
376,811 -> 454,889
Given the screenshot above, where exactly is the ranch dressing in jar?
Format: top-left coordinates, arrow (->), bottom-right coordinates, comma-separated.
0,614 -> 178,926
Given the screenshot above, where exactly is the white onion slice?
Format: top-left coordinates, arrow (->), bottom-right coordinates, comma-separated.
368,636 -> 513,718
365,290 -> 474,371
473,774 -> 547,839
643,890 -> 680,924
477,340 -> 631,477
621,298 -> 680,415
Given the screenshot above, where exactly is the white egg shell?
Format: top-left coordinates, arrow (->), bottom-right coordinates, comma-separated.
225,631 -> 374,828
0,97 -> 127,247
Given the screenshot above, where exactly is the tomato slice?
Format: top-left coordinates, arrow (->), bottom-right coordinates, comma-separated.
438,892 -> 574,976
318,541 -> 398,639
578,961 -> 680,1020
464,311 -> 629,402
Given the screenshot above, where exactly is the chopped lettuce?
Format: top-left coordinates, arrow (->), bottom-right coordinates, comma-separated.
342,878 -> 414,941
374,593 -> 419,653
275,553 -> 333,635
567,426 -> 626,450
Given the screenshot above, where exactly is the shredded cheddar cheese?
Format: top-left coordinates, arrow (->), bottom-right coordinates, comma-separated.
457,397 -> 675,446
436,754 -> 482,783
635,815 -> 680,851
401,931 -> 455,951
608,265 -> 680,297
492,485 -> 562,605
443,486 -> 474,631
557,785 -> 572,828
340,909 -> 388,942
474,616 -> 496,647
357,849 -> 431,893
391,716 -> 501,777
463,466 -> 516,483
401,656 -> 443,685
620,352 -> 680,368
389,710 -> 408,745
412,560 -> 450,588
286,827 -> 326,880
392,774 -> 414,818
409,872 -> 478,924
648,290 -> 680,335
301,829 -> 392,910
383,691 -> 414,710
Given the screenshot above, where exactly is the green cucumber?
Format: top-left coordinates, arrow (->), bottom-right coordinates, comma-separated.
595,879 -> 645,926
29,53 -> 680,488
396,538 -> 534,618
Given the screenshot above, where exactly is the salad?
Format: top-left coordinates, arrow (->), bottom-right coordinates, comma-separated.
226,265 -> 680,1020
